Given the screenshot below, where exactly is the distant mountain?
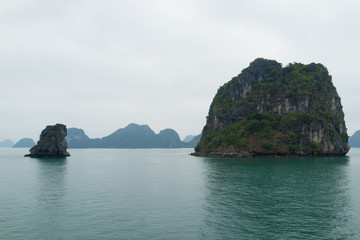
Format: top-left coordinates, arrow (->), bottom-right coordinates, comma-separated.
0,139 -> 14,147
187,134 -> 202,147
349,130 -> 360,147
183,135 -> 195,143
66,128 -> 92,148
66,123 -> 201,148
155,128 -> 183,148
97,124 -> 161,148
13,138 -> 35,148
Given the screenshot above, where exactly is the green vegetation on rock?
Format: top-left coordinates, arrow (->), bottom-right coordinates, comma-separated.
195,58 -> 349,157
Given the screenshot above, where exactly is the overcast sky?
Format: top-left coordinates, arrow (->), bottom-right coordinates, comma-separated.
1,0 -> 359,142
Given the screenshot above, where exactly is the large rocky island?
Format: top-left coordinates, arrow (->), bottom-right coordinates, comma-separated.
193,58 -> 349,157
25,124 -> 70,158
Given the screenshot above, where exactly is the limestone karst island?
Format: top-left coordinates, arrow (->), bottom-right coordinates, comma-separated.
25,123 -> 70,158
193,58 -> 350,157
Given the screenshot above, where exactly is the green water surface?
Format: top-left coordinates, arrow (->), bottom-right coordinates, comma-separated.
1,148 -> 359,239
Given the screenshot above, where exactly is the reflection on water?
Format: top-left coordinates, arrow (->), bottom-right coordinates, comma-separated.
200,156 -> 353,239
34,158 -> 68,239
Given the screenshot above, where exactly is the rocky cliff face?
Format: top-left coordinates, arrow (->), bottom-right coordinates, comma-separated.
25,124 -> 70,158
194,58 -> 349,157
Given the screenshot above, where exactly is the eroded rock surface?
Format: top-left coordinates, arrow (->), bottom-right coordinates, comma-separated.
194,58 -> 350,157
25,124 -> 70,158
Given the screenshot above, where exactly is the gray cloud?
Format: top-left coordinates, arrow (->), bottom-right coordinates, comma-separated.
1,0 -> 359,142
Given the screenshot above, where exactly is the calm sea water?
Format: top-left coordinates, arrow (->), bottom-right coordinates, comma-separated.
1,148 -> 360,239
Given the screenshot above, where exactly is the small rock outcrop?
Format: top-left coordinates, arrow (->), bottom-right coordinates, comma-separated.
25,124 -> 70,158
193,58 -> 350,157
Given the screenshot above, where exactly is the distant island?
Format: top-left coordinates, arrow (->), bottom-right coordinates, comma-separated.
11,124 -> 200,149
193,58 -> 349,157
0,139 -> 14,147
349,130 -> 360,147
13,138 -> 35,148
66,123 -> 201,148
183,135 -> 197,143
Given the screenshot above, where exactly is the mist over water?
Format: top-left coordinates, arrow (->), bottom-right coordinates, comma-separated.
1,148 -> 360,239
